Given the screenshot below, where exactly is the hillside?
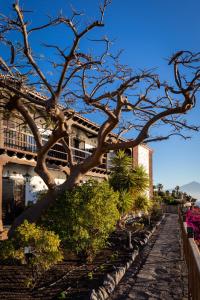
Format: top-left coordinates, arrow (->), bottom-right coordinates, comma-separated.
179,181 -> 200,200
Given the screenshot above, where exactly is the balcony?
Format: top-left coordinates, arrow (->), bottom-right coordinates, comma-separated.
1,127 -> 108,174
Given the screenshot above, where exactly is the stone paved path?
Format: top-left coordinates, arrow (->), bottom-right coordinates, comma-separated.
110,214 -> 188,300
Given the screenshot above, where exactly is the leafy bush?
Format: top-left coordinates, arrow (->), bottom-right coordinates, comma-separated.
109,150 -> 149,216
131,222 -> 144,231
150,204 -> 163,220
0,239 -> 24,263
133,194 -> 151,213
117,191 -> 134,215
41,180 -> 119,260
109,150 -> 133,192
109,151 -> 149,195
130,166 -> 149,195
152,195 -> 162,204
0,221 -> 63,287
164,198 -> 179,205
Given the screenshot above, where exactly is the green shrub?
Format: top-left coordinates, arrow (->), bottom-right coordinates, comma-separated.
163,196 -> 178,205
152,195 -> 162,204
133,194 -> 151,213
150,204 -> 163,220
109,150 -> 133,192
57,291 -> 68,299
0,239 -> 24,262
0,221 -> 63,287
117,191 -> 134,215
109,151 -> 149,195
41,180 -> 119,260
131,222 -> 144,231
130,166 -> 149,195
109,151 -> 149,216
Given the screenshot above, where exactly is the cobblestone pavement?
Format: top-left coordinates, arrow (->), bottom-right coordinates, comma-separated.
110,214 -> 188,300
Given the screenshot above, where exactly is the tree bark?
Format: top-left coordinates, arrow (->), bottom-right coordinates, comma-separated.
0,164 -> 3,233
8,189 -> 58,238
8,117 -> 108,237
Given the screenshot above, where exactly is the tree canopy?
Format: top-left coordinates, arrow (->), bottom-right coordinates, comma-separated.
0,1 -> 200,232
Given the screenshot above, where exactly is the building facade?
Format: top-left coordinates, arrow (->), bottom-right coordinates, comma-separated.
0,77 -> 153,230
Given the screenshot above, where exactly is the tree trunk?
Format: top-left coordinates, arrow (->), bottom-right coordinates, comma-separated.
0,164 -> 3,233
8,165 -> 86,238
8,189 -> 58,238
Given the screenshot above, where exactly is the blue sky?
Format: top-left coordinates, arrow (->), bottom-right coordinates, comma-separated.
1,0 -> 200,189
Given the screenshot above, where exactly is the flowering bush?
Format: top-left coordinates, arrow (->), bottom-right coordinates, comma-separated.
186,208 -> 200,243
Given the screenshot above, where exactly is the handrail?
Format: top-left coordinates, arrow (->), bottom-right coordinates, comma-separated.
179,208 -> 200,300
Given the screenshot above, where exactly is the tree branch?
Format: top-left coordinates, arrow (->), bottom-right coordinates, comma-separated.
14,98 -> 43,149
143,133 -> 190,143
61,137 -> 74,168
13,3 -> 55,97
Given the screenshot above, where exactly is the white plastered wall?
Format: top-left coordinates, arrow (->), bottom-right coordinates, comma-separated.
3,164 -> 66,205
3,162 -> 105,205
137,145 -> 150,198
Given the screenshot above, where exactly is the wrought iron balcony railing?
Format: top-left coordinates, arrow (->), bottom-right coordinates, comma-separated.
2,127 -> 108,172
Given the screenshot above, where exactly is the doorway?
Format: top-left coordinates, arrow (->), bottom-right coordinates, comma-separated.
2,178 -> 25,225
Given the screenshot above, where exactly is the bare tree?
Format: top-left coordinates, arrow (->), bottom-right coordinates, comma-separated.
0,1 -> 200,234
